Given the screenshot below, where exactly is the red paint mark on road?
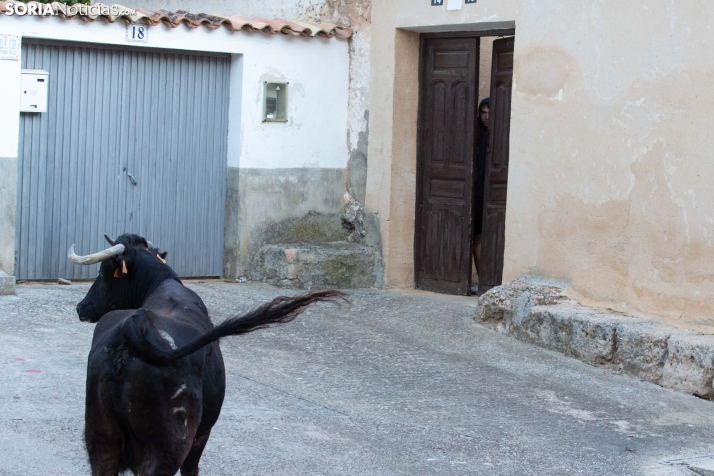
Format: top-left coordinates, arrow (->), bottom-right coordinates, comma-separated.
14,358 -> 25,362
60,351 -> 72,354
23,369 -> 41,373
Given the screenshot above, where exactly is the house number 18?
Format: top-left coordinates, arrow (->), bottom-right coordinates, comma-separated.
126,25 -> 149,43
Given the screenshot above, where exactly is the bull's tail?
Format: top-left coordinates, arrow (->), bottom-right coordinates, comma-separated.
120,290 -> 348,366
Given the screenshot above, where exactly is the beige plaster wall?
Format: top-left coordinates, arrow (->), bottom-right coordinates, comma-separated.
368,0 -> 714,329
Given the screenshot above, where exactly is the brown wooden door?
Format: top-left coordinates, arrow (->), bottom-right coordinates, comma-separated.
479,37 -> 514,293
415,37 -> 479,295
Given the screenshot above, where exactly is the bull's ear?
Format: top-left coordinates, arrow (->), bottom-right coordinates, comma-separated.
159,251 -> 168,260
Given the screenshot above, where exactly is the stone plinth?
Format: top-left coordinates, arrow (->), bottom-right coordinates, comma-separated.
250,242 -> 381,289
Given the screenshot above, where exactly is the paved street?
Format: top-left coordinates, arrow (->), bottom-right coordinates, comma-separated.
0,282 -> 713,475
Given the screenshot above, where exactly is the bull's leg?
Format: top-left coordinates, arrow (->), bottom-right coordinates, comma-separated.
180,431 -> 211,476
85,387 -> 124,476
85,436 -> 122,476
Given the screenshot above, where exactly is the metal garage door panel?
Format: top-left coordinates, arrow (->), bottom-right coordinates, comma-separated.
17,41 -> 229,280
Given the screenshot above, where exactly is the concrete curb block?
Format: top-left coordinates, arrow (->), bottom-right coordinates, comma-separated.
0,270 -> 16,295
476,281 -> 714,399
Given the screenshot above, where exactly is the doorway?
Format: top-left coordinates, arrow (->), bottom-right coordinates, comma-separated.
414,32 -> 514,296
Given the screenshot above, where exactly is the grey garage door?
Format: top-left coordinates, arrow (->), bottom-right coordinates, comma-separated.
17,40 -> 230,280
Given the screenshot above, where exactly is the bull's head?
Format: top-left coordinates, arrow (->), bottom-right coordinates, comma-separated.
69,234 -> 170,322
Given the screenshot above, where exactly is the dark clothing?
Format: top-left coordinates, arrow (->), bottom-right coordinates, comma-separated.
474,97 -> 490,235
475,123 -> 489,200
473,127 -> 487,234
474,194 -> 484,234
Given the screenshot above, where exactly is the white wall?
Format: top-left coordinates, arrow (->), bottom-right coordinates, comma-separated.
126,0 -> 372,179
0,14 -> 350,169
235,34 -> 349,169
0,55 -> 21,158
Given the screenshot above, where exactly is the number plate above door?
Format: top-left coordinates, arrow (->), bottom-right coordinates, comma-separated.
126,25 -> 149,43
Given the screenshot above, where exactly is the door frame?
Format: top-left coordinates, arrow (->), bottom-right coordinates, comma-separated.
414,28 -> 515,294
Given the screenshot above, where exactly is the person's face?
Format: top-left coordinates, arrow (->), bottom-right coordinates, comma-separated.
480,105 -> 490,128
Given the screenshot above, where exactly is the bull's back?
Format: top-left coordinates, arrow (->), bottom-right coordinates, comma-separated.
85,311 -> 207,469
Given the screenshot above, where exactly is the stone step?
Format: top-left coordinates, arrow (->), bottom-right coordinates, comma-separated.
477,280 -> 714,400
249,242 -> 382,289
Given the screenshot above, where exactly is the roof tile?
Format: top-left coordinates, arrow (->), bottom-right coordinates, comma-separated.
0,2 -> 353,39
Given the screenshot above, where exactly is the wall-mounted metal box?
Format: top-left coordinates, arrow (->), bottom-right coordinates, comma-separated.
20,69 -> 49,113
263,82 -> 288,122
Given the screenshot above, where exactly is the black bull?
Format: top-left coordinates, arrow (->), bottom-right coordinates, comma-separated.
70,234 -> 346,475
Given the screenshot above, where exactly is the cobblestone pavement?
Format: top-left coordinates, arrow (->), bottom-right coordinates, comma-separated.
0,281 -> 713,475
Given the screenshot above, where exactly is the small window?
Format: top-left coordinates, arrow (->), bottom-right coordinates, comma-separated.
263,82 -> 288,122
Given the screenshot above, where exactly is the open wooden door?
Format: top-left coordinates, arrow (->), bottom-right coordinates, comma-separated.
479,37 -> 514,293
415,37 -> 479,295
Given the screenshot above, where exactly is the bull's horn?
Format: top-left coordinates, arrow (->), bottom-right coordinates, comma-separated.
68,243 -> 125,265
146,240 -> 153,250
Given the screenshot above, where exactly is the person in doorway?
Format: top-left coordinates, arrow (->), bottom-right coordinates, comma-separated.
472,97 -> 489,294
